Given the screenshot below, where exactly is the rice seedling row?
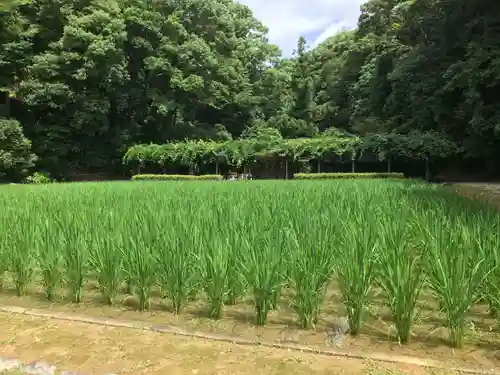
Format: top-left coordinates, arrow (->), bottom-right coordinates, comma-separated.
0,179 -> 499,349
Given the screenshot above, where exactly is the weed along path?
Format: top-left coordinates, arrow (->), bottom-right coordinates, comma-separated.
0,311 -> 489,375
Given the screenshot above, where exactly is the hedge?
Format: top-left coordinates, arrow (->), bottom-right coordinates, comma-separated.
131,174 -> 223,181
293,172 -> 405,179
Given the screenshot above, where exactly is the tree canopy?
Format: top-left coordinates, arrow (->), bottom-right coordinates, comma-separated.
0,0 -> 497,179
0,118 -> 37,179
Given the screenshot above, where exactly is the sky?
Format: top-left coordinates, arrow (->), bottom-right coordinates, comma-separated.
236,0 -> 366,56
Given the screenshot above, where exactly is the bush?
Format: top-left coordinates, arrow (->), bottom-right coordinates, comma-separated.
293,172 -> 405,180
132,174 -> 224,181
25,171 -> 52,184
0,118 -> 37,179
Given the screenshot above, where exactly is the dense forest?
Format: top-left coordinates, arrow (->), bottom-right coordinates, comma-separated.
0,0 -> 498,180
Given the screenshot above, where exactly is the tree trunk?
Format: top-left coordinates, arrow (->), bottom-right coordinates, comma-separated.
351,160 -> 356,173
215,160 -> 219,175
317,160 -> 321,173
425,159 -> 430,181
5,94 -> 10,118
387,158 -> 391,173
171,108 -> 178,128
285,159 -> 289,179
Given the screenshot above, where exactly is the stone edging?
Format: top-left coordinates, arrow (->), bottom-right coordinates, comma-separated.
0,305 -> 498,375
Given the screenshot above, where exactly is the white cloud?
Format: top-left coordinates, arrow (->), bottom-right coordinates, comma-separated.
236,0 -> 366,56
312,20 -> 352,47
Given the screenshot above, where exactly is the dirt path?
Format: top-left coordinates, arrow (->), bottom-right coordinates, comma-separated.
453,183 -> 500,208
0,312 -> 464,375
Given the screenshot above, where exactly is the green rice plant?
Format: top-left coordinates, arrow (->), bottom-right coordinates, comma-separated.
198,201 -> 238,311
0,246 -> 8,290
287,216 -> 337,329
37,217 -> 63,300
201,236 -> 230,319
336,199 -> 378,335
474,214 -> 500,317
0,208 -> 12,290
124,240 -> 156,311
269,285 -> 281,311
484,252 -> 500,317
122,248 -> 135,295
124,212 -> 158,311
240,211 -> 285,325
225,245 -> 246,305
88,212 -> 123,305
9,211 -> 36,296
156,241 -> 198,314
421,214 -> 491,348
155,212 -> 199,315
223,212 -> 248,306
376,206 -> 424,344
124,277 -> 135,295
121,228 -> 135,296
59,213 -> 88,303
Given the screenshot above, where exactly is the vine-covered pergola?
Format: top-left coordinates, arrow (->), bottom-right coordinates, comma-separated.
360,131 -> 462,180
123,131 -> 461,179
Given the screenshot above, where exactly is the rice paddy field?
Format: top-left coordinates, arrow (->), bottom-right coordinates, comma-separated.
0,179 -> 499,365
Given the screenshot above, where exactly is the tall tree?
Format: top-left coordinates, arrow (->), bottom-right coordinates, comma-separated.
1,0 -> 278,176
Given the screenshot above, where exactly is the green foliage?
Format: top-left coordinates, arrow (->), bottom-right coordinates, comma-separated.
259,114 -> 318,138
361,131 -> 461,161
124,136 -> 360,169
0,0 -> 276,176
123,131 -> 459,172
132,174 -> 223,181
294,172 -> 405,179
0,0 -> 497,176
0,0 -> 29,12
0,118 -> 37,178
